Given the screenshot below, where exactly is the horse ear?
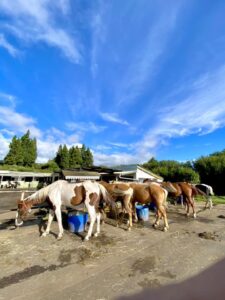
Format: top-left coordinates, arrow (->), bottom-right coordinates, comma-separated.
20,192 -> 25,200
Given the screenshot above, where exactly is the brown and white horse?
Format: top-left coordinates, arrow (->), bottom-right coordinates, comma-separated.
15,180 -> 114,241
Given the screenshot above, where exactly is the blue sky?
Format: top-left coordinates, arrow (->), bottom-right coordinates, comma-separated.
0,0 -> 225,166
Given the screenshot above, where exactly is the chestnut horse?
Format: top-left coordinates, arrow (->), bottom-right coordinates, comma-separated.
15,180 -> 115,241
100,181 -> 169,232
169,182 -> 206,217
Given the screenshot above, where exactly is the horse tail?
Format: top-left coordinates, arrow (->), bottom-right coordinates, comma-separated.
191,185 -> 207,198
162,188 -> 168,208
98,183 -> 115,208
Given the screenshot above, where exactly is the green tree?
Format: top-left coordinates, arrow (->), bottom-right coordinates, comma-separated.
21,130 -> 37,166
81,145 -> 93,167
60,144 -> 69,169
69,146 -> 82,168
55,145 -> 63,167
4,136 -> 21,165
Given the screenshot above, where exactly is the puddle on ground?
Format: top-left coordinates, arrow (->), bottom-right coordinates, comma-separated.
131,256 -> 158,275
138,278 -> 161,288
0,262 -> 70,289
77,247 -> 99,264
58,249 -> 73,264
198,231 -> 219,241
159,270 -> 176,279
92,233 -> 119,248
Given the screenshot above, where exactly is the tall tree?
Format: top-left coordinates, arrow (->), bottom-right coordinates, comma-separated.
21,130 -> 37,166
4,136 -> 22,165
60,144 -> 69,169
55,145 -> 63,167
81,146 -> 94,167
69,146 -> 82,168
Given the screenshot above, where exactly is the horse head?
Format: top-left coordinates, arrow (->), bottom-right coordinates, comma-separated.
15,192 -> 31,227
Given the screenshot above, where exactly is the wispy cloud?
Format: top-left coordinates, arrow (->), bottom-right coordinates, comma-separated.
100,112 -> 129,126
66,121 -> 106,133
0,34 -> 20,57
139,65 -> 225,154
0,0 -> 81,62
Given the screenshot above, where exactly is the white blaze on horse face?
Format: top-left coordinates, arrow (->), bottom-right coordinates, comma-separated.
15,212 -> 23,226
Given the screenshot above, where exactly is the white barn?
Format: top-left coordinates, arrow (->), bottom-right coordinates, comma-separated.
114,165 -> 163,182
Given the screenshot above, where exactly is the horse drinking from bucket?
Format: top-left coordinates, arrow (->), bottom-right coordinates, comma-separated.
15,180 -> 115,241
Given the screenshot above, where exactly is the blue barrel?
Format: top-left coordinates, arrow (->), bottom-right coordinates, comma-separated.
136,205 -> 149,221
68,211 -> 89,233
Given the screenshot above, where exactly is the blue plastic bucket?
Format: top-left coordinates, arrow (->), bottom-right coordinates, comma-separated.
68,211 -> 89,233
136,205 -> 149,221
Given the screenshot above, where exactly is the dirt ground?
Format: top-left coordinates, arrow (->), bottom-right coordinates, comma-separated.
1,197 -> 225,300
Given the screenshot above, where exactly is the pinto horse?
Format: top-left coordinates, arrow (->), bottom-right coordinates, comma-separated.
100,181 -> 169,232
15,180 -> 114,241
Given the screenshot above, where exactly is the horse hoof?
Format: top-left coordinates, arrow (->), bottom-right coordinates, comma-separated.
84,236 -> 89,241
163,227 -> 168,232
57,235 -> 63,240
94,232 -> 99,237
41,232 -> 48,237
127,227 -> 131,231
193,213 -> 197,218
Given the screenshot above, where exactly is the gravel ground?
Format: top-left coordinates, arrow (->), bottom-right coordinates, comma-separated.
1,199 -> 225,300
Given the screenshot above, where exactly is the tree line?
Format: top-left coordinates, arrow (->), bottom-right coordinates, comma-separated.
142,149 -> 225,195
3,130 -> 93,170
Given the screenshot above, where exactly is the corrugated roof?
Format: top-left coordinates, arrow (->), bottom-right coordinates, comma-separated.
137,165 -> 163,180
62,170 -> 100,177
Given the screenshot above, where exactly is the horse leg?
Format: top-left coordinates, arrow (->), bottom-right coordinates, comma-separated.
158,205 -> 169,231
124,195 -> 132,230
94,212 -> 101,237
41,209 -> 54,237
54,206 -> 64,240
187,196 -> 196,218
132,202 -> 138,223
153,210 -> 160,228
85,204 -> 96,241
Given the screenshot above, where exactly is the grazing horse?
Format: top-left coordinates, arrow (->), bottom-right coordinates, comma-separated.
100,181 -> 169,232
15,180 -> 114,241
195,183 -> 214,209
169,182 -> 206,218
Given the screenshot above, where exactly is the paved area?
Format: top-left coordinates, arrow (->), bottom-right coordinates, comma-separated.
1,200 -> 225,300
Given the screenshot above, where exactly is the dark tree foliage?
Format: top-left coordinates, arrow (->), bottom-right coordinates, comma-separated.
194,151 -> 225,195
142,158 -> 199,183
4,131 -> 37,166
54,144 -> 93,169
69,146 -> 82,168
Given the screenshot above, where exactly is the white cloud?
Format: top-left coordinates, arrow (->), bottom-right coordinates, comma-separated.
100,112 -> 129,126
66,121 -> 106,133
93,151 -> 140,166
0,34 -> 20,57
139,64 -> 225,154
0,106 -> 41,138
0,0 -> 81,62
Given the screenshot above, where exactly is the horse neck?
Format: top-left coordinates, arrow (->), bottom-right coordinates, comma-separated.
24,186 -> 49,206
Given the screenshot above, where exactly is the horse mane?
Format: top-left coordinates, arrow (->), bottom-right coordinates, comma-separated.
23,182 -> 57,206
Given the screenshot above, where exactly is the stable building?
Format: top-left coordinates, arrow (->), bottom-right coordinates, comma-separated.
114,165 -> 163,182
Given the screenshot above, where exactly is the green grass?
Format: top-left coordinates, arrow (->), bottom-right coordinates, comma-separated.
195,195 -> 225,204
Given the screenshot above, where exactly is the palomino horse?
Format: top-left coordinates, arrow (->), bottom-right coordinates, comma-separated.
100,181 -> 169,232
15,180 -> 114,241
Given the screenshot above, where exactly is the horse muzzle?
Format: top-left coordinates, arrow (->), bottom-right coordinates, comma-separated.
15,212 -> 24,227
